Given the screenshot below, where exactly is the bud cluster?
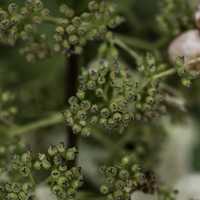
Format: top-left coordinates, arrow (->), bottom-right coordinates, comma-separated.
0,182 -> 34,200
156,0 -> 194,38
64,59 -> 167,136
0,137 -> 25,175
0,90 -> 17,124
100,158 -> 157,200
0,0 -> 49,45
53,1 -> 123,55
0,142 -> 82,200
34,143 -> 83,200
0,0 -> 122,61
174,57 -> 199,87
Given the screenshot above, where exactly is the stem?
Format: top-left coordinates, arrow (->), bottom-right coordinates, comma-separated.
116,34 -> 156,50
152,68 -> 176,81
42,16 -> 67,24
113,38 -> 142,64
141,68 -> 177,90
9,113 -> 63,136
65,54 -> 80,165
116,34 -> 168,50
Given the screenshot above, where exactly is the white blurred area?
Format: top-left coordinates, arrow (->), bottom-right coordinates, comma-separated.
132,117 -> 200,200
35,185 -> 56,200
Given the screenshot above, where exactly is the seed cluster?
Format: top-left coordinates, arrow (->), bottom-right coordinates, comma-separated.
0,0 -> 122,61
100,159 -> 157,200
53,1 -> 123,55
157,0 -> 194,38
64,59 -> 166,136
0,0 -> 49,45
174,57 -> 199,87
100,165 -> 141,200
0,142 -> 83,200
0,182 -> 33,200
0,90 -> 17,124
34,144 -> 83,200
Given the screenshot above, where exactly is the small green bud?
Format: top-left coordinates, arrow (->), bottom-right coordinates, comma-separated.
80,100 -> 91,111
119,169 -> 129,180
57,142 -> 65,153
100,108 -> 110,118
68,96 -> 78,105
34,0 -> 44,11
90,116 -> 98,124
7,193 -> 18,200
77,90 -> 85,100
107,167 -> 118,177
38,153 -> 46,161
66,148 -> 77,160
51,169 -> 61,178
113,113 -> 122,122
66,24 -> 76,34
99,118 -> 107,126
182,79 -> 191,87
88,1 -> 99,11
100,185 -> 109,194
81,127 -> 91,137
20,166 -> 31,177
115,180 -> 125,190
48,145 -> 58,156
8,3 -> 18,14
69,35 -> 79,45
95,88 -> 104,97
41,8 -> 50,16
34,161 -> 41,170
90,104 -> 98,113
56,26 -> 65,35
54,43 -> 61,52
58,176 -> 67,186
63,40 -> 69,49
42,159 -> 51,170
74,46 -> 83,54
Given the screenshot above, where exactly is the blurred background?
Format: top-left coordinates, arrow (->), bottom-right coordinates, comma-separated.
1,0 -> 200,199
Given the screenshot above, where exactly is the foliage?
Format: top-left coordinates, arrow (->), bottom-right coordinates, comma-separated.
0,0 -> 199,199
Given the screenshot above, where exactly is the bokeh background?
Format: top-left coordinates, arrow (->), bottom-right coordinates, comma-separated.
1,0 -> 200,199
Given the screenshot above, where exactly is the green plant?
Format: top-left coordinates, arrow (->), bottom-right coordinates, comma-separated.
0,0 -> 199,199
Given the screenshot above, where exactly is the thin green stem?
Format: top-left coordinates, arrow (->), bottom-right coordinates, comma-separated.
42,16 -> 67,24
29,174 -> 36,186
113,38 -> 142,64
8,113 -> 63,136
141,68 -> 176,90
116,34 -> 156,50
116,34 -> 168,50
152,68 -> 176,81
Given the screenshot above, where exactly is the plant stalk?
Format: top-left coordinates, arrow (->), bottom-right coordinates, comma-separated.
65,54 -> 80,165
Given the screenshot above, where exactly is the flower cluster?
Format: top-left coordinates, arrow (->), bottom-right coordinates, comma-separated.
0,0 -> 51,62
0,0 -> 122,61
0,0 -> 49,45
174,57 -> 199,87
100,157 -> 157,200
0,137 -> 25,175
64,59 -> 167,136
53,1 -> 123,55
0,90 -> 17,125
0,182 -> 34,200
0,142 -> 83,200
0,147 -> 35,200
156,0 -> 194,38
34,143 -> 83,200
